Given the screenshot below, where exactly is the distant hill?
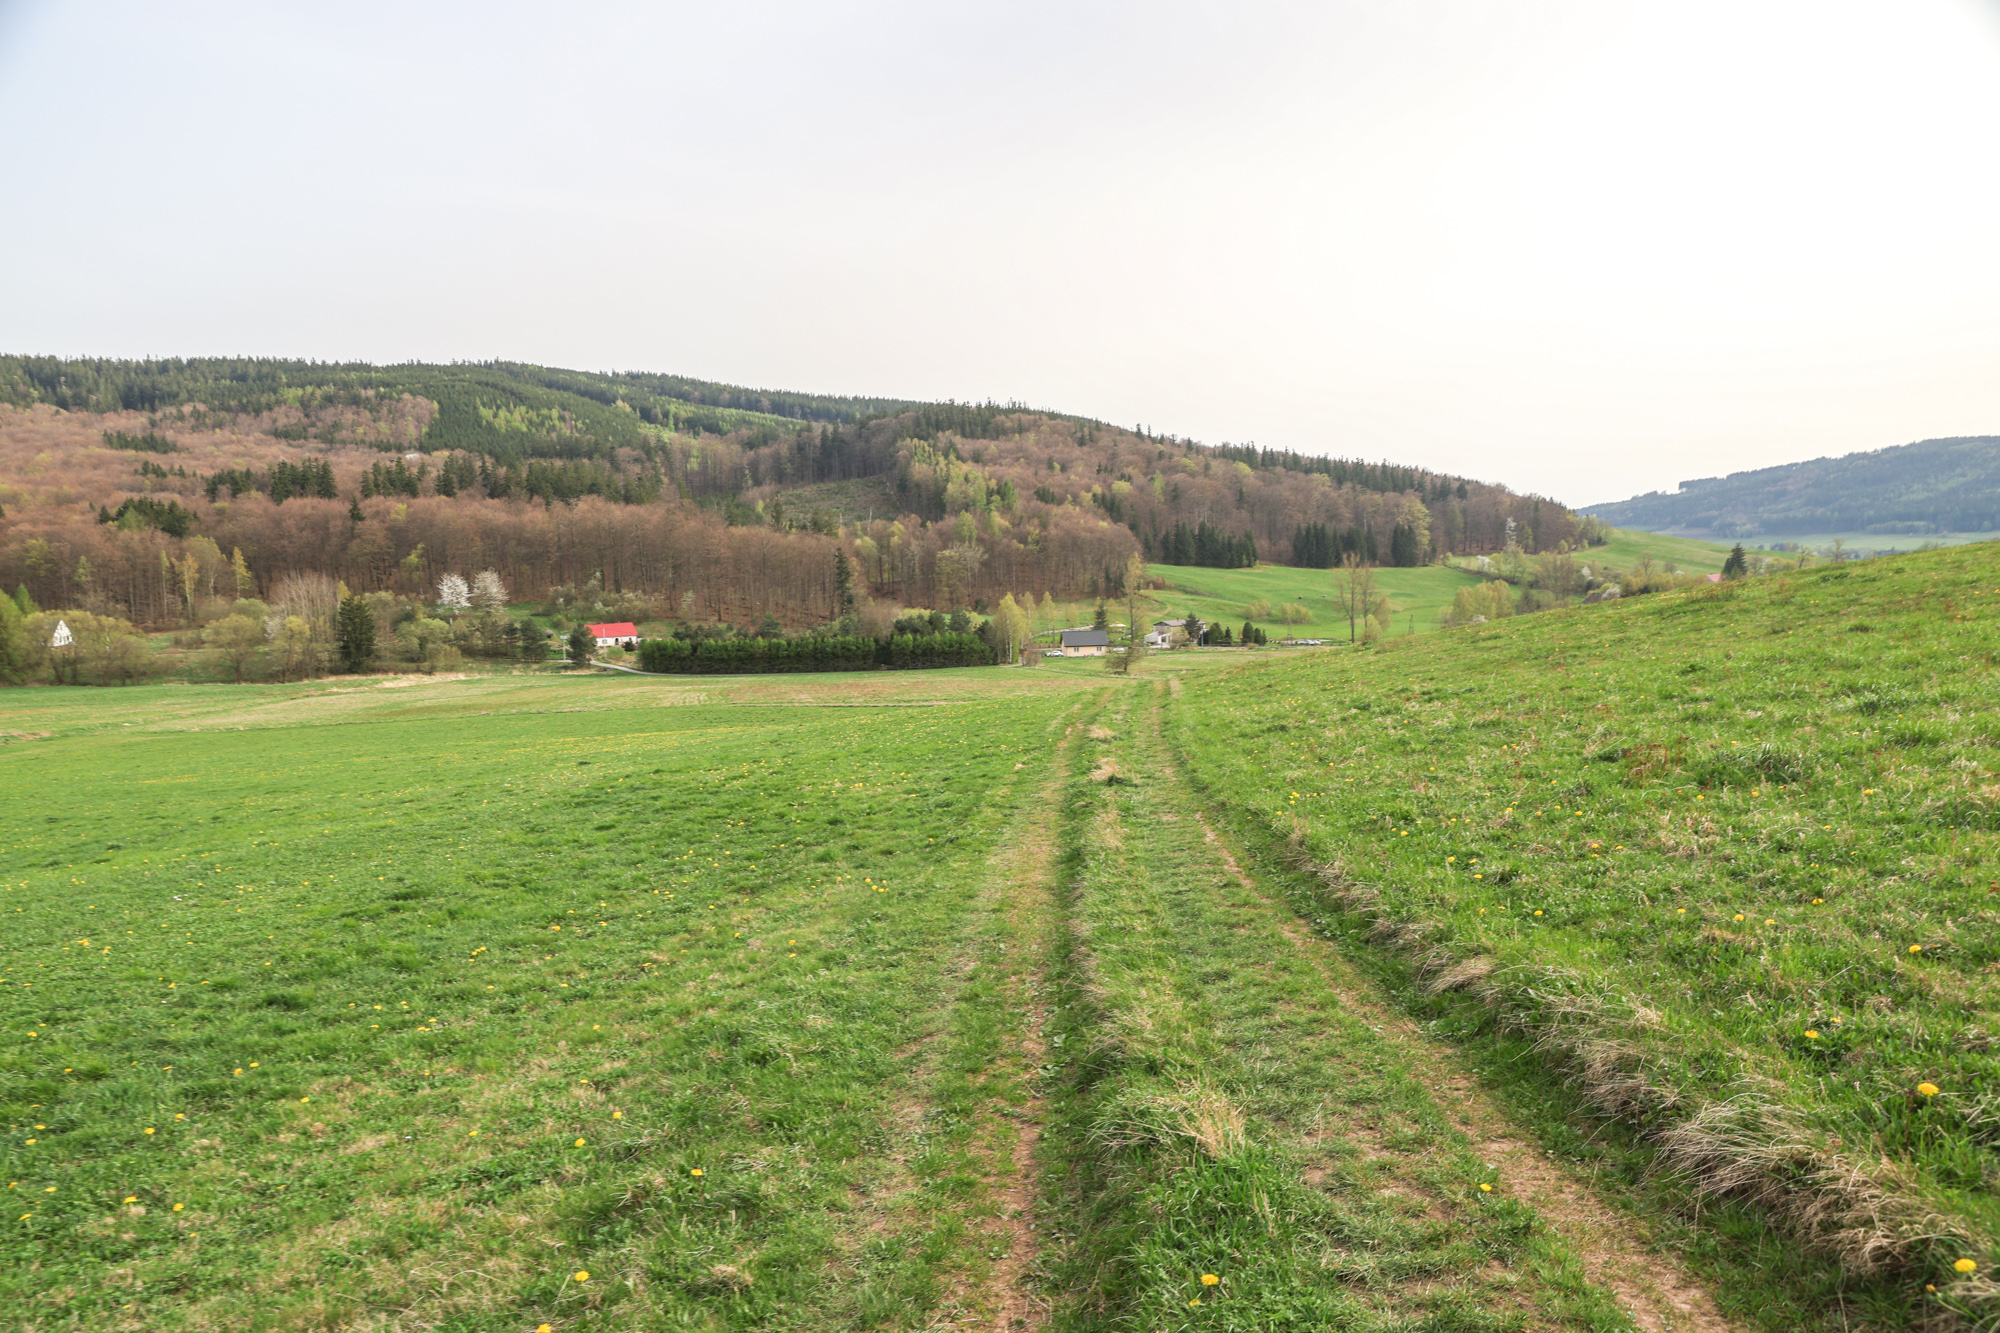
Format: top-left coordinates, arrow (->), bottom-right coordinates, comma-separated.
0,355 -> 1604,629
1581,435 -> 2000,539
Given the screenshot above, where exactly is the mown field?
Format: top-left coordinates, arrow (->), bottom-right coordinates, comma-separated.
1173,541 -> 2000,1327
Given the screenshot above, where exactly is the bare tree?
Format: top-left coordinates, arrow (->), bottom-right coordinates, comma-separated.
1339,554 -> 1377,645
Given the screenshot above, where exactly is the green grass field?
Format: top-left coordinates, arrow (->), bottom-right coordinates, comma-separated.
1576,528 -> 1733,576
1172,542 -> 2000,1327
1147,562 -> 1489,640
6,546 -> 1994,1330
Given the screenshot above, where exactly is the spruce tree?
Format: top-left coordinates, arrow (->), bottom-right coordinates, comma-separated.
833,548 -> 856,617
567,623 -> 594,665
1722,544 -> 1749,579
335,595 -> 376,673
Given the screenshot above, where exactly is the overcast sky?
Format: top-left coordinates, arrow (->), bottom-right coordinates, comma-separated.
4,1 -> 1999,506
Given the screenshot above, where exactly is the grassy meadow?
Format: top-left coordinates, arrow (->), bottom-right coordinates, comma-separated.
1146,563 -> 1489,641
1172,541 -> 2000,1326
0,669 -> 1121,1329
7,543 -> 1996,1331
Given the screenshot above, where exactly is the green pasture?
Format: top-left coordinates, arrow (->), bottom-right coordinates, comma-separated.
0,670 -> 1099,1329
1172,542 -> 2000,1324
1568,527 -> 1731,575
1146,562 -> 1488,639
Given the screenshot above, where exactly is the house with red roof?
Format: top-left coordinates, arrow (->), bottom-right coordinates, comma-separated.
586,621 -> 641,649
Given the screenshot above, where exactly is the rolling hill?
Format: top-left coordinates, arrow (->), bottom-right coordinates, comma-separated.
0,356 -> 1605,635
1583,434 -> 2000,541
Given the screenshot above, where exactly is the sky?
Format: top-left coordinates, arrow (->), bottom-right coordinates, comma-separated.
3,0 -> 1999,508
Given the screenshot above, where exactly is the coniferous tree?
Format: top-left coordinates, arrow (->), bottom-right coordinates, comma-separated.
833,548 -> 856,618
1722,544 -> 1749,579
567,623 -> 594,665
335,595 -> 376,673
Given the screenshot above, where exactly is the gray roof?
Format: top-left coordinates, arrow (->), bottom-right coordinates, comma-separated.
1060,629 -> 1110,647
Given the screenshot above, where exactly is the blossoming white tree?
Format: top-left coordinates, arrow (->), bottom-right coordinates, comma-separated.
436,573 -> 471,613
471,569 -> 509,613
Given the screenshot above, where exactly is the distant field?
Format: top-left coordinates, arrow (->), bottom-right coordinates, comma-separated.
1747,531 -> 2000,558
1582,527 -> 1733,575
1174,543 -> 2000,1326
1146,561 -> 1488,639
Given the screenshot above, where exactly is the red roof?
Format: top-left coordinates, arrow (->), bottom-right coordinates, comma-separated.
587,622 -> 639,637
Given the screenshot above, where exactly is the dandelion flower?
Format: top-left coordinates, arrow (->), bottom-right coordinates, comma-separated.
1189,1298 -> 1201,1307
1910,945 -> 1923,954
172,1203 -> 184,1211
1533,910 -> 1543,916
22,1140 -> 32,1146
300,1097 -> 310,1104
144,1128 -> 156,1135
574,1270 -> 590,1282
690,1168 -> 704,1177
539,1326 -> 553,1333
1804,1030 -> 1819,1039
124,1196 -> 137,1203
612,1111 -> 622,1119
1201,1274 -> 1219,1286
1733,914 -> 1745,922
575,1138 -> 587,1147
468,1130 -> 479,1136
1919,1083 -> 1940,1097
1956,1259 -> 1978,1274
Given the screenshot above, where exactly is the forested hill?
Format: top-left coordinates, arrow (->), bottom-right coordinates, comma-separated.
0,356 -> 931,445
1582,435 -> 2000,539
0,355 -> 1601,629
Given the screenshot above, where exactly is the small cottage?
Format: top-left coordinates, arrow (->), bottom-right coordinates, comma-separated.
1058,629 -> 1110,657
587,621 -> 641,649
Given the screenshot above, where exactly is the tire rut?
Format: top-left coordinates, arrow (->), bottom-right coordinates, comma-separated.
1159,708 -> 1740,1333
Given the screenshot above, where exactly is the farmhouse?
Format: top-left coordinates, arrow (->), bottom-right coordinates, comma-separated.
587,621 -> 641,649
1058,628 -> 1109,657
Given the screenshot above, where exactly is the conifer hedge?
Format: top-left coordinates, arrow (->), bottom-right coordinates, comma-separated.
636,632 -> 994,674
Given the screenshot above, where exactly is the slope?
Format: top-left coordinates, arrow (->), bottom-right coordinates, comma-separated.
1170,540 -> 2000,1327
1583,435 -> 2000,542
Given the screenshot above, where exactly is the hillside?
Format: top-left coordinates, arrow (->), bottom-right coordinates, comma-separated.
0,356 -> 1604,636
1583,434 -> 2000,541
1174,541 -> 2000,1326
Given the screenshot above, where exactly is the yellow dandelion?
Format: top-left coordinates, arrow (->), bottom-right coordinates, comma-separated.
1804,1030 -> 1819,1039
690,1167 -> 704,1177
1910,945 -> 1923,954
574,1270 -> 590,1281
22,1140 -> 32,1146
1189,1298 -> 1202,1307
468,1129 -> 479,1136
1919,1083 -> 1940,1097
539,1326 -> 553,1333
1201,1273 -> 1220,1285
172,1203 -> 184,1211
143,1128 -> 155,1135
1479,1183 -> 1493,1192
575,1138 -> 587,1147
124,1196 -> 137,1203
1956,1258 -> 1978,1273
612,1111 -> 623,1119
1733,914 -> 1745,922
